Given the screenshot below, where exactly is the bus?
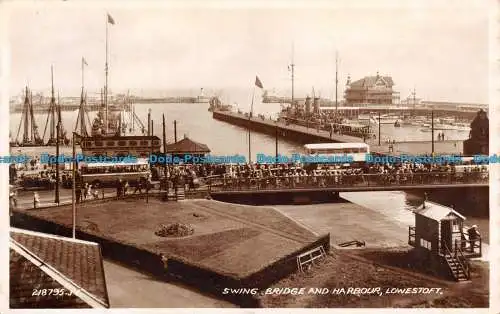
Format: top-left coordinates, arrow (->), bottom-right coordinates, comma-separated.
303,143 -> 369,164
79,158 -> 151,187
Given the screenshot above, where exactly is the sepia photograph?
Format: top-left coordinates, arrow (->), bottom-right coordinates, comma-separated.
2,0 -> 494,310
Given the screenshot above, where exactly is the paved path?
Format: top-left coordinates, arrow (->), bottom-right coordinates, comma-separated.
103,259 -> 235,308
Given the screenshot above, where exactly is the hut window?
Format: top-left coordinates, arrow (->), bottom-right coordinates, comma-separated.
452,220 -> 460,232
95,141 -> 103,147
118,141 -> 127,146
140,140 -> 148,146
129,141 -> 137,146
420,239 -> 431,250
106,141 -> 116,146
153,140 -> 160,146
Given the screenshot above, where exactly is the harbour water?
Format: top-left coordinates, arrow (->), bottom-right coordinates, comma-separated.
9,101 -> 471,157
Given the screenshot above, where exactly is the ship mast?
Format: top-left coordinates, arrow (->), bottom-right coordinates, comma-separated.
335,51 -> 338,111
75,57 -> 89,136
289,43 -> 295,110
104,14 -> 109,134
412,87 -> 416,110
43,66 -> 57,144
21,87 -> 30,144
81,57 -> 87,135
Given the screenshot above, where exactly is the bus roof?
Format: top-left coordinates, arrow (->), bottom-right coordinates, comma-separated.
304,143 -> 369,149
80,158 -> 149,168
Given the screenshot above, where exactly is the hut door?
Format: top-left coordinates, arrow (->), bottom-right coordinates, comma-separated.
441,220 -> 453,253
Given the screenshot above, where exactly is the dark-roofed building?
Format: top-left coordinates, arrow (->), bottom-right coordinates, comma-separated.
166,136 -> 210,160
344,72 -> 399,105
10,228 -> 109,309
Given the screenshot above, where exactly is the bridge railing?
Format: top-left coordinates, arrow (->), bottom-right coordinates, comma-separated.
206,171 -> 488,192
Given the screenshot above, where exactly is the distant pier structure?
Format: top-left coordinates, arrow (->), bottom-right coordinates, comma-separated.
463,109 -> 489,155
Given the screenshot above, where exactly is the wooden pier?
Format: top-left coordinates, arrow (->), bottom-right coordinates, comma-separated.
212,110 -> 464,156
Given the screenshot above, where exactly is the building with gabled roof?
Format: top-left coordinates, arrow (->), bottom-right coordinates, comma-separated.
166,136 -> 211,155
408,200 -> 481,281
344,72 -> 399,105
9,228 -> 110,309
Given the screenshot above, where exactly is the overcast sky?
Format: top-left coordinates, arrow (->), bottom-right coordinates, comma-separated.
3,0 -> 490,103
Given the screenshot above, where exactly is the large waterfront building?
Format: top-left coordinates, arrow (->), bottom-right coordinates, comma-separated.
344,72 -> 400,106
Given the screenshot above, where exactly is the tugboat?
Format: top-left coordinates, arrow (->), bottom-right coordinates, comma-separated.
208,96 -> 231,112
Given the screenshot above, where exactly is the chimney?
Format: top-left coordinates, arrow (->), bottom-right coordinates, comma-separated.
313,97 -> 320,114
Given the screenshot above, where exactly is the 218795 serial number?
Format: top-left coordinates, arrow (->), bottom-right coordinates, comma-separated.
32,288 -> 73,296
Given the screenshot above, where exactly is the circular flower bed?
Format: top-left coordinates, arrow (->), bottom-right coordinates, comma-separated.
155,223 -> 194,237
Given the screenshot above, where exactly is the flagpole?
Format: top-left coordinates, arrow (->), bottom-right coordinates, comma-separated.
105,15 -> 109,134
248,86 -> 255,164
82,57 -> 84,91
81,58 -> 86,136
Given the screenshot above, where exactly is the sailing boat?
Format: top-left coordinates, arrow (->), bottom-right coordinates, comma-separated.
13,87 -> 44,147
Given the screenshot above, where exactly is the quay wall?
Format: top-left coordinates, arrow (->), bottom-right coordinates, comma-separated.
212,110 -> 359,145
211,190 -> 342,205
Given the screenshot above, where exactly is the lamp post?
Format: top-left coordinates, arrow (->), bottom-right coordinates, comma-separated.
174,120 -> 177,143
147,109 -> 151,203
378,111 -> 381,146
275,122 -> 279,163
71,132 -> 77,239
55,120 -> 60,204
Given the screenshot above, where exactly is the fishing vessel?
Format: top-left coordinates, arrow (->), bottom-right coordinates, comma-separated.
450,122 -> 471,131
420,121 -> 471,132
369,114 -> 400,125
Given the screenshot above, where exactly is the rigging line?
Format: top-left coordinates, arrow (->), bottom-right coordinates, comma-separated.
42,102 -> 52,141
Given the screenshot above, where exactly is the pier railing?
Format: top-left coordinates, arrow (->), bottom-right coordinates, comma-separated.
205,171 -> 488,192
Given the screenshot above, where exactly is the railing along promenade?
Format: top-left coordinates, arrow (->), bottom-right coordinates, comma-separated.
206,171 -> 488,193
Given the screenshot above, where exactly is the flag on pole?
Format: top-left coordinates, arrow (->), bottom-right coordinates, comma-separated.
82,57 -> 88,66
255,76 -> 263,89
107,13 -> 115,25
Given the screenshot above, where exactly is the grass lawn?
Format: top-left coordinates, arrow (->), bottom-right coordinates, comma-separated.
16,199 -> 320,278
